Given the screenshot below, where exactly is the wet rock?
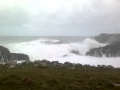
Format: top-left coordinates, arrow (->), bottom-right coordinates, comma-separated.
10,53 -> 29,61
0,45 -> 30,64
86,43 -> 120,57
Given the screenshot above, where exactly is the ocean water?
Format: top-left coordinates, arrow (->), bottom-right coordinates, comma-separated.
0,36 -> 120,67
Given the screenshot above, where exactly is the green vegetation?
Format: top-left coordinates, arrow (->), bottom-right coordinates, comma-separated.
0,63 -> 120,90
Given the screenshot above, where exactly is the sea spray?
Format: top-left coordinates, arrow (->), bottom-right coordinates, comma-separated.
6,38 -> 106,60
1,37 -> 120,67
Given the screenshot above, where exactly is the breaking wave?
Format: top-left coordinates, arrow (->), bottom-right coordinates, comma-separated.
3,38 -> 120,67
5,38 -> 106,60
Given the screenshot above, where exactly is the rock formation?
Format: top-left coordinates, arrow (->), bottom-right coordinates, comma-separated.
86,43 -> 120,57
93,33 -> 120,44
0,45 -> 30,64
10,53 -> 29,61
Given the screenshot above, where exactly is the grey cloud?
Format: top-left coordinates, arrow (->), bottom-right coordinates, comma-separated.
0,0 -> 120,36
0,8 -> 29,27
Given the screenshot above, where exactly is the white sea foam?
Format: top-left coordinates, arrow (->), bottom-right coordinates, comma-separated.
34,38 -> 61,44
5,38 -> 105,60
4,38 -> 120,67
49,55 -> 120,68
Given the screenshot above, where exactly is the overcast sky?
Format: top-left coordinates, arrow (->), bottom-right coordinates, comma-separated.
0,0 -> 120,36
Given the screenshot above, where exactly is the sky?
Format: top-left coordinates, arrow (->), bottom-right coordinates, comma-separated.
0,0 -> 120,36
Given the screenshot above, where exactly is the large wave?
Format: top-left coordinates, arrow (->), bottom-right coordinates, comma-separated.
3,38 -> 120,67
5,38 -> 106,60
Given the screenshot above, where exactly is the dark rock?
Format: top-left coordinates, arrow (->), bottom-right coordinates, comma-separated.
88,33 -> 120,57
0,45 -> 11,63
10,53 -> 29,61
51,61 -> 60,67
93,33 -> 120,44
86,43 -> 120,57
35,60 -> 51,67
71,50 -> 80,55
0,45 -> 30,64
64,62 -> 75,68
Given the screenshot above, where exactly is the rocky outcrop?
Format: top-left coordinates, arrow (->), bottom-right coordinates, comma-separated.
86,43 -> 120,57
0,46 -> 11,63
10,53 -> 29,61
0,45 -> 30,64
87,33 -> 120,57
93,33 -> 120,44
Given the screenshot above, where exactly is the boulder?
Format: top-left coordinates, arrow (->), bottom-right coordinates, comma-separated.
51,61 -> 60,67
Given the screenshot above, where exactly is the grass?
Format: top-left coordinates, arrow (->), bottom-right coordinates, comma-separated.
0,64 -> 120,90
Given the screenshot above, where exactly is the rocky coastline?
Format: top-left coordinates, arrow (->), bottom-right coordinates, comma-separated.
86,33 -> 120,57
1,33 -> 120,68
0,45 -> 30,64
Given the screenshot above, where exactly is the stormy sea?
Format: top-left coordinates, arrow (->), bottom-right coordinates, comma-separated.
0,34 -> 120,67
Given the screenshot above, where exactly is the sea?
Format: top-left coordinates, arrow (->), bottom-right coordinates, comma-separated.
0,36 -> 120,67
